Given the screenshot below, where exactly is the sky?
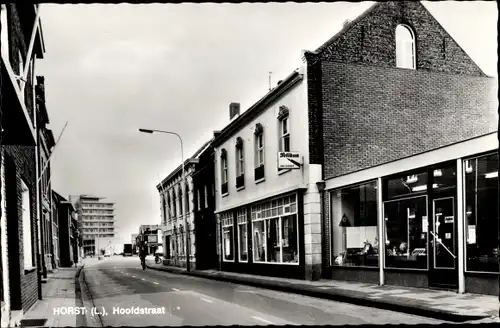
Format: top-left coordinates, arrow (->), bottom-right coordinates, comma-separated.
35,1 -> 498,245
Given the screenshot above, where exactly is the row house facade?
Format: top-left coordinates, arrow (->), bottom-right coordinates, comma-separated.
1,3 -> 47,326
157,141 -> 217,270
208,1 -> 498,297
52,191 -> 80,268
35,76 -> 56,277
212,71 -> 324,281
302,1 -> 498,295
191,137 -> 218,270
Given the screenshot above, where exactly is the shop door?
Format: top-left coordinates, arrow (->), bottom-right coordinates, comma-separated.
429,196 -> 458,289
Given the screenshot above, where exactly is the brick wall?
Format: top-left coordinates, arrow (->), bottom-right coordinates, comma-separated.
3,145 -> 38,311
6,4 -> 35,122
317,1 -> 486,77
321,62 -> 497,179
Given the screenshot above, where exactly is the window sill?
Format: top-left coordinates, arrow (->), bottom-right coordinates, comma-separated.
222,193 -> 229,198
24,266 -> 36,274
278,168 -> 292,176
236,186 -> 245,192
330,265 -> 379,270
255,178 -> 266,184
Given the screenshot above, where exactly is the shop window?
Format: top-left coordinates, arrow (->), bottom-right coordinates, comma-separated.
331,181 -> 379,267
251,194 -> 299,264
385,170 -> 428,199
221,212 -> 234,261
464,153 -> 499,273
237,208 -> 248,262
384,195 -> 428,269
396,24 -> 416,69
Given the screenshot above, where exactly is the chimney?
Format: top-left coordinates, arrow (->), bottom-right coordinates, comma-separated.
343,19 -> 351,28
229,102 -> 240,120
277,80 -> 283,86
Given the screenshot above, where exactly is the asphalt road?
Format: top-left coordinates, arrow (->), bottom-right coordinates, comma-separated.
82,256 -> 447,326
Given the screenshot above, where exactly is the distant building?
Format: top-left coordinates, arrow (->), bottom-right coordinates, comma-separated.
52,191 -> 79,267
69,194 -> 116,256
138,225 -> 161,255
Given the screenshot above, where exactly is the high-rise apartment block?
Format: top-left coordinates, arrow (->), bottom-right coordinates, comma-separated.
69,195 -> 116,256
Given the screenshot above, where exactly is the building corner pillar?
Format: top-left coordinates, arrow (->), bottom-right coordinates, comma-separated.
303,164 -> 323,281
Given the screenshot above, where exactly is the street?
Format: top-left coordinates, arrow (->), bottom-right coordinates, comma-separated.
81,256 -> 447,326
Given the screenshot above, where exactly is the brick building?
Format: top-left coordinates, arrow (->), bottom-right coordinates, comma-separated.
1,3 -> 46,326
52,191 -> 78,268
301,1 -> 497,295
35,76 -> 56,277
157,142 -> 209,270
191,137 -> 218,270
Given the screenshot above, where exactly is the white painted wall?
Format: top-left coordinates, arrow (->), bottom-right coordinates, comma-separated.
214,77 -> 309,212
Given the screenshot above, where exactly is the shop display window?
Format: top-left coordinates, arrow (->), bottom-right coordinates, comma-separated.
251,194 -> 299,264
384,196 -> 428,269
237,208 -> 248,262
331,181 -> 379,267
464,153 -> 499,273
221,212 -> 234,261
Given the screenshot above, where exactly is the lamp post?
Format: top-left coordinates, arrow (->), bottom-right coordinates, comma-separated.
139,128 -> 190,272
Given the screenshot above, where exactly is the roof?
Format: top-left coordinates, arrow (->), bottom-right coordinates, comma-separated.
52,190 -> 67,203
156,138 -> 213,190
212,69 -> 303,148
314,2 -> 379,55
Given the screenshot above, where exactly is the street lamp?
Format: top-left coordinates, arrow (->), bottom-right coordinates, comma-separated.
138,128 -> 191,272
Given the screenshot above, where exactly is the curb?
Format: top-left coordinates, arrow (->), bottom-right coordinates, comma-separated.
146,264 -> 488,323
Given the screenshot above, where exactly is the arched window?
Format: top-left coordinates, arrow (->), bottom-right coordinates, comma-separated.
395,24 -> 416,69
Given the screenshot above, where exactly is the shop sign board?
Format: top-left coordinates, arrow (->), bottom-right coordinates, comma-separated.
277,152 -> 302,169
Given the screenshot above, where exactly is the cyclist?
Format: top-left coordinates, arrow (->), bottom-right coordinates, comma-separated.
139,242 -> 147,269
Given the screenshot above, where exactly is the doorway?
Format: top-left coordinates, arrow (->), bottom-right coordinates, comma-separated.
428,162 -> 458,290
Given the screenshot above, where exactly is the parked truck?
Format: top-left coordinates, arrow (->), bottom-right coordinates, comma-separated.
123,243 -> 133,256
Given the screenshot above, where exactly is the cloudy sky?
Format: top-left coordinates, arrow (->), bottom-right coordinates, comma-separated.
36,1 -> 497,245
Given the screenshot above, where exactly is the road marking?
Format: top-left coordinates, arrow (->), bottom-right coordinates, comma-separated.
153,282 -> 159,285
132,276 -> 136,278
141,278 -> 146,281
252,316 -> 274,325
200,298 -> 213,303
172,288 -> 180,292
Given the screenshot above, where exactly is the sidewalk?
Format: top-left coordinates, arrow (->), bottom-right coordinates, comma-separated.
20,263 -> 87,328
146,260 -> 499,323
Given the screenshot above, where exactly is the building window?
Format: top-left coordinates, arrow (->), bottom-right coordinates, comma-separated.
220,149 -> 228,195
464,153 -> 499,273
235,138 -> 245,189
162,196 -> 167,224
185,184 -> 190,214
178,187 -> 183,216
204,184 -> 208,208
22,180 -> 34,270
279,116 -> 290,152
331,181 -> 379,267
254,125 -> 265,181
251,194 -> 298,264
395,24 -> 416,69
237,208 -> 248,262
221,212 -> 234,261
172,191 -> 177,218
383,169 -> 428,270
196,188 -> 201,211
